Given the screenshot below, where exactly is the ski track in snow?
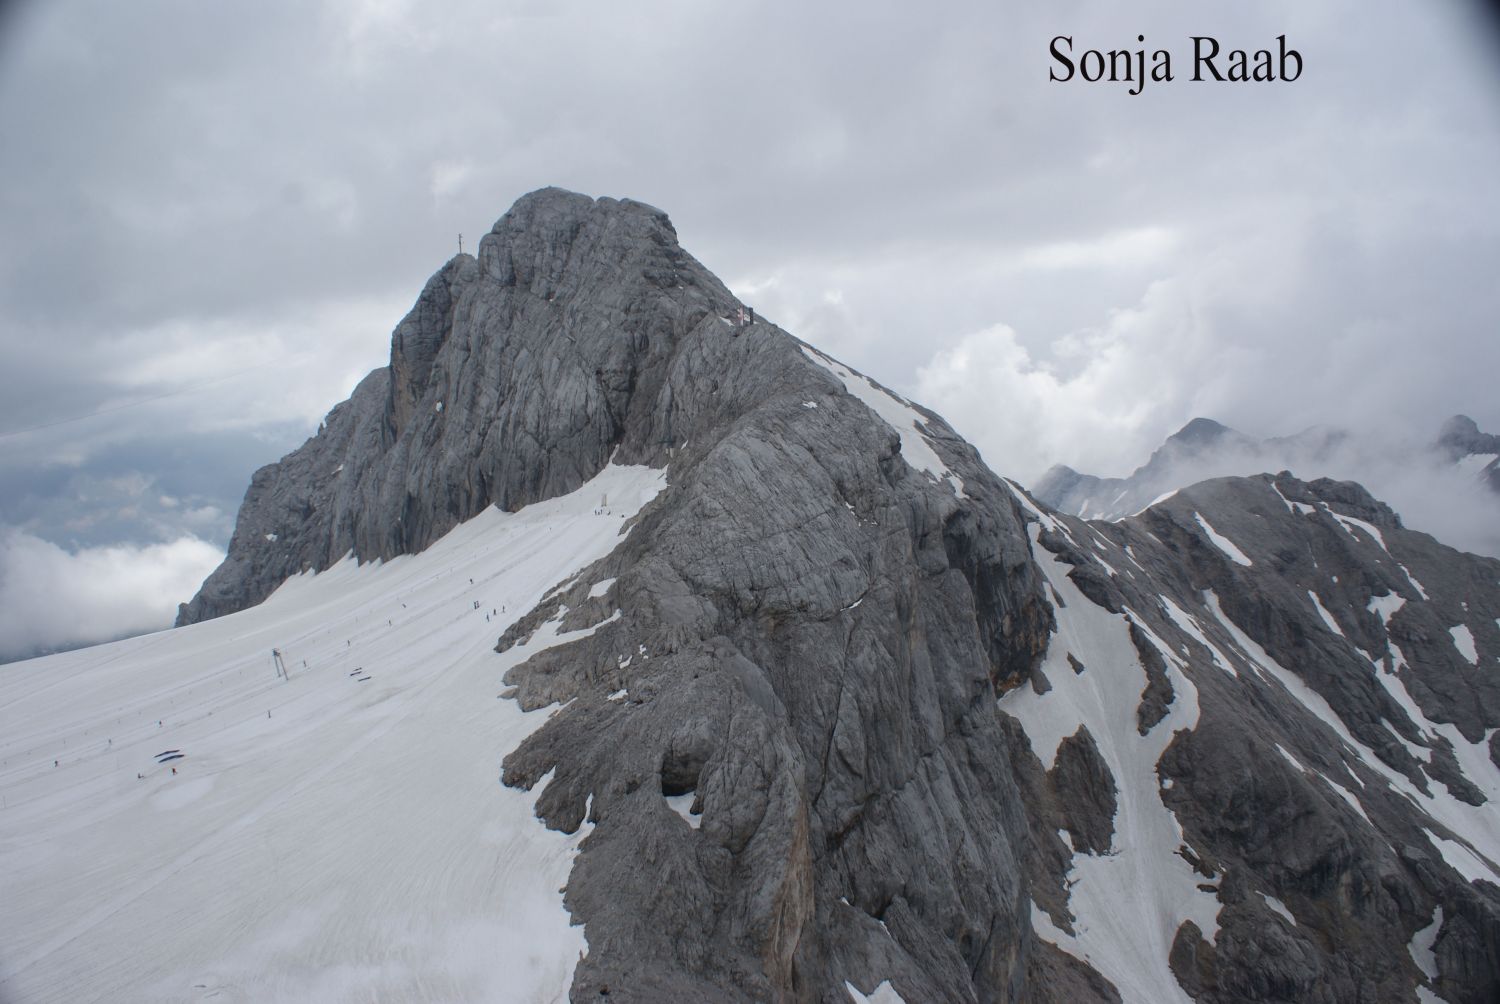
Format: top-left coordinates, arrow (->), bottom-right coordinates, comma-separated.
1004,523 -> 1220,1004
800,346 -> 966,497
0,465 -> 668,1004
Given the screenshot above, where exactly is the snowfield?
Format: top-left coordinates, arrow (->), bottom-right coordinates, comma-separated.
1004,522 -> 1221,1004
0,465 -> 667,1003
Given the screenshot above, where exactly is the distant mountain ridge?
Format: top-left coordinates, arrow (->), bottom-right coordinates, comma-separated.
1438,415 -> 1500,493
1034,414 -> 1500,533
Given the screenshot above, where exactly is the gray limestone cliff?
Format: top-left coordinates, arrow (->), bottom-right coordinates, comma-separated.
180,188 -> 1054,1000
179,188 -> 1500,1002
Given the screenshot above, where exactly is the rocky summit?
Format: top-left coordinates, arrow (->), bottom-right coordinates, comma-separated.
177,188 -> 1500,1002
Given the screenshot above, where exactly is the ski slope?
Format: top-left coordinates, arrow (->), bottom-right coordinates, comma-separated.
0,465 -> 667,1003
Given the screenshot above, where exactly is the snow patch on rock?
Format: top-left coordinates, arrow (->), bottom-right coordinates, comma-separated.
1194,513 -> 1253,567
1450,624 -> 1478,665
801,346 -> 966,497
1260,893 -> 1296,926
1004,524 -> 1220,1004
844,978 -> 906,1003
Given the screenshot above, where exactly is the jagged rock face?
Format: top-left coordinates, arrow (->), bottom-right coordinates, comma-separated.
497,336 -> 1057,1000
181,188 -> 1500,1002
179,189 -> 744,624
181,188 -> 1055,1000
1006,471 -> 1500,1003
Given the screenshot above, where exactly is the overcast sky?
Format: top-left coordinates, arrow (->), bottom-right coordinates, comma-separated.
2,0 -> 1499,660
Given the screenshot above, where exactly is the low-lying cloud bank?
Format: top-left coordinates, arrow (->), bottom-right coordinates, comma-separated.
0,529 -> 224,663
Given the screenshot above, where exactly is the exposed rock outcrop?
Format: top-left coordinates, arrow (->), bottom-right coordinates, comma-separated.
180,188 -> 1500,1002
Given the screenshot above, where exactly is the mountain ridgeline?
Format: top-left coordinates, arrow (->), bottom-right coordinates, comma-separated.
182,189 -> 1500,1002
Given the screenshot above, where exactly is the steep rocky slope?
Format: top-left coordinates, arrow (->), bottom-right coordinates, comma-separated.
179,188 -> 1500,1002
1008,473 -> 1500,1003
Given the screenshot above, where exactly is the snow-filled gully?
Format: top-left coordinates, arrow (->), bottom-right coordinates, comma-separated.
1003,522 -> 1221,1004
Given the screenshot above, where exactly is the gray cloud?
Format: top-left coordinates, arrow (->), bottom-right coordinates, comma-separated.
1,0 -> 1498,655
0,528 -> 223,662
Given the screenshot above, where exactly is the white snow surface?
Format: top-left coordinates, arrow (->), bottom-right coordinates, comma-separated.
662,793 -> 702,830
844,979 -> 906,1003
1425,828 -> 1496,885
801,346 -> 966,497
1005,480 -> 1060,533
1269,481 -> 1316,516
1450,624 -> 1479,665
1307,591 -> 1345,637
0,464 -> 668,1003
1409,905 -> 1443,981
1158,596 -> 1236,678
1005,524 -> 1220,1004
1259,894 -> 1296,926
1193,512 -> 1253,567
1367,591 -> 1406,627
1128,489 -> 1179,518
1401,565 -> 1430,600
